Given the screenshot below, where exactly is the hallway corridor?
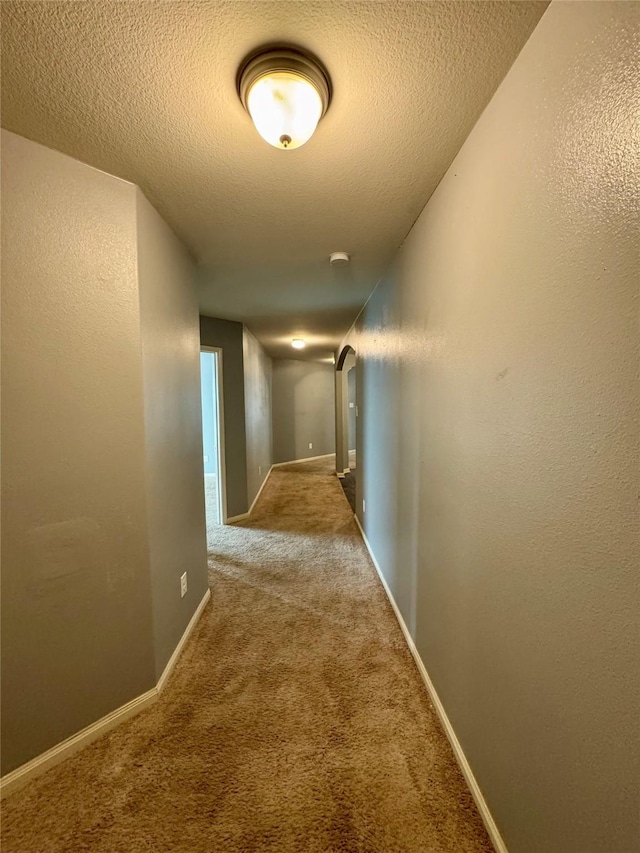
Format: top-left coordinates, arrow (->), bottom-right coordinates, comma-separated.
1,458 -> 491,852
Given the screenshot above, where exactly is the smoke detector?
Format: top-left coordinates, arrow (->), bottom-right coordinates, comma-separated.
330,252 -> 350,266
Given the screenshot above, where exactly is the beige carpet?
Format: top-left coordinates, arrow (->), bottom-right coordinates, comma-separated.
1,457 -> 493,852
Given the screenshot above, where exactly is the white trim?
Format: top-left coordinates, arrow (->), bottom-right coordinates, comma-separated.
227,454 -> 337,526
156,588 -> 211,693
227,461 -> 275,523
1,588 -> 211,800
225,475 -> 271,524
0,689 -> 158,799
225,511 -> 250,524
353,515 -> 508,853
246,466 -> 273,515
271,452 -> 335,468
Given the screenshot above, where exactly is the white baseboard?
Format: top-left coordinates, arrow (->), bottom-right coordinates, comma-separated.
0,689 -> 158,800
353,515 -> 508,853
271,452 -> 335,468
225,511 -> 250,524
247,468 -> 272,515
1,588 -> 211,800
156,588 -> 211,693
225,467 -> 274,525
227,455 -> 337,525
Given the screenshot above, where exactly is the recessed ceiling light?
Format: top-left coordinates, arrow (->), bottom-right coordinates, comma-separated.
291,338 -> 306,349
238,47 -> 331,150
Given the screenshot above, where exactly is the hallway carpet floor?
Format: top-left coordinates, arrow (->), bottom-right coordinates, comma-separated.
1,457 -> 492,853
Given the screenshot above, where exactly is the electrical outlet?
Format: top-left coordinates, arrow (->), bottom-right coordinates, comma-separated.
362,499 -> 366,513
180,572 -> 187,598
309,442 -> 313,449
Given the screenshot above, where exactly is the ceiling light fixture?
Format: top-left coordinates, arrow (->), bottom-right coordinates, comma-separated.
238,47 -> 331,150
291,338 -> 306,350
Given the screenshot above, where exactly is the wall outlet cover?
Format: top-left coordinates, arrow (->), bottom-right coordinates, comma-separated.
180,572 -> 187,598
309,443 -> 313,449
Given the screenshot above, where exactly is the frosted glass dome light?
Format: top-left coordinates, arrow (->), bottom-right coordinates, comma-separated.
238,48 -> 331,150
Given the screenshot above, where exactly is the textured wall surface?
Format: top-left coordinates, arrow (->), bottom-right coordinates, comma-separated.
338,3 -> 639,851
0,132 -> 155,774
136,189 -> 208,679
243,329 -> 273,505
200,316 -> 249,518
0,1 -> 547,358
272,359 -> 335,464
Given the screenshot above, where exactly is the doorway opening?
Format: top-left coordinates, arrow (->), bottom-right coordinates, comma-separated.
200,348 -> 226,542
336,345 -> 357,512
347,362 -> 356,473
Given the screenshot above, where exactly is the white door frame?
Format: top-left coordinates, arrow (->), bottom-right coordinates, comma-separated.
200,346 -> 228,525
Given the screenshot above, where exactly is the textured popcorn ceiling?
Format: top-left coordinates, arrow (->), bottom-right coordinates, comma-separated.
1,1 -> 547,359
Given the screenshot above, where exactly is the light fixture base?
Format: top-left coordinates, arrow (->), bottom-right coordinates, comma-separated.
330,251 -> 350,266
238,47 -> 331,119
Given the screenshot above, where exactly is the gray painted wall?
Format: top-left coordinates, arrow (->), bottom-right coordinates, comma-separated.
272,359 -> 335,464
243,328 -> 272,505
338,4 -> 639,851
136,189 -> 209,679
1,132 -> 155,774
1,132 -> 210,776
200,315 -> 248,518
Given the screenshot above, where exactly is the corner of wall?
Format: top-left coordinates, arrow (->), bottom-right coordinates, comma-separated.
242,326 -> 273,504
136,192 -> 208,680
